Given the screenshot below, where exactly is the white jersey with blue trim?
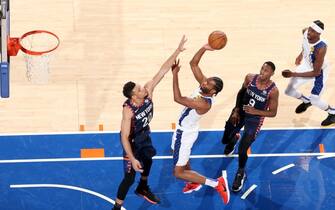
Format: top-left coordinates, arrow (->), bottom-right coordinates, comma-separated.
301,30 -> 329,71
176,87 -> 214,131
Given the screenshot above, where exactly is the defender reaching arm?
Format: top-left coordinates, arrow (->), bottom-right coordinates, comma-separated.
145,35 -> 187,98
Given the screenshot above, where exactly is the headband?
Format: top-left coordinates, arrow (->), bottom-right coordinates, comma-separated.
310,22 -> 324,34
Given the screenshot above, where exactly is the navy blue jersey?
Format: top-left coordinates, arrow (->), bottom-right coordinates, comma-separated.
310,41 -> 327,64
123,97 -> 153,140
243,75 -> 276,121
302,30 -> 329,70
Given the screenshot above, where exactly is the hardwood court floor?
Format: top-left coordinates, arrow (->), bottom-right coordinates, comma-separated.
1,0 -> 335,133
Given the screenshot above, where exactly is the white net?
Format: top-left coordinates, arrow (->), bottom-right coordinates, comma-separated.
24,53 -> 52,84
20,31 -> 59,84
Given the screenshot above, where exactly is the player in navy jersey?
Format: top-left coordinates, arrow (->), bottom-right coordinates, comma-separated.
112,36 -> 187,210
221,61 -> 279,192
282,20 -> 335,126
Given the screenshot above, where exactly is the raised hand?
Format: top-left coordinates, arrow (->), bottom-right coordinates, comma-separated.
178,35 -> 187,52
171,59 -> 181,74
203,43 -> 215,51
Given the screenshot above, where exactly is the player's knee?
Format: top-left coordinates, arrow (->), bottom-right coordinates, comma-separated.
284,86 -> 295,96
173,167 -> 184,179
221,134 -> 230,144
123,174 -> 135,186
238,149 -> 248,157
238,144 -> 249,157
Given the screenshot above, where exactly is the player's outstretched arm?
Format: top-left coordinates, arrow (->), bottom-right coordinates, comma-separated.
189,44 -> 214,84
172,60 -> 210,112
120,106 -> 143,173
283,47 -> 326,78
144,35 -> 187,98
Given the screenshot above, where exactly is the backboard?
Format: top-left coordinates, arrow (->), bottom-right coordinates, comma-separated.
0,0 -> 9,98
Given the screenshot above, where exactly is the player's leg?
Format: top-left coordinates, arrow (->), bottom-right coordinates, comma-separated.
174,165 -> 230,204
134,156 -> 161,204
171,129 -> 201,193
231,134 -> 253,192
172,129 -> 230,203
181,161 -> 203,193
308,67 -> 335,126
172,129 -> 203,183
232,122 -> 258,192
284,63 -> 313,113
321,107 -> 335,126
309,93 -> 335,126
134,135 -> 160,204
113,156 -> 136,210
221,112 -> 244,155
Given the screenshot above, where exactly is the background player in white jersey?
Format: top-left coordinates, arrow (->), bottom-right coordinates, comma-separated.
282,20 -> 335,126
170,44 -> 229,204
112,36 -> 187,210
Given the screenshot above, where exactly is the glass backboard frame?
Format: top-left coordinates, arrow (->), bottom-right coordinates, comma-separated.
0,0 -> 10,98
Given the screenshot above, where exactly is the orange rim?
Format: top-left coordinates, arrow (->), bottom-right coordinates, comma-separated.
19,30 -> 60,55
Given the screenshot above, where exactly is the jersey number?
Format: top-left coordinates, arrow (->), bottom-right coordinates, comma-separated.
141,113 -> 153,128
248,99 -> 256,107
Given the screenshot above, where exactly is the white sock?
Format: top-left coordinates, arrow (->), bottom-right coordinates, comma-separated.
326,106 -> 335,115
299,94 -> 310,103
205,178 -> 218,188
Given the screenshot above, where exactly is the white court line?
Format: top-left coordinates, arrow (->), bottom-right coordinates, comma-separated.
272,163 -> 295,175
317,154 -> 335,160
10,184 -> 126,210
0,126 -> 333,136
241,184 -> 257,199
1,153 -> 335,164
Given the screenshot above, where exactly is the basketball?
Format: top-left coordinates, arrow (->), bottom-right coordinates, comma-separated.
208,31 -> 227,50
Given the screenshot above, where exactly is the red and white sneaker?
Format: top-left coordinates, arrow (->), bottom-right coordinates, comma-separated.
182,182 -> 202,194
215,176 -> 230,204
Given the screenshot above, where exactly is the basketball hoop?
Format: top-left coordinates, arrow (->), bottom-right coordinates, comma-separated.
8,30 -> 60,84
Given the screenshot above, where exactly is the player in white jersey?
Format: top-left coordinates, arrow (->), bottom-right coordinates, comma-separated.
170,44 -> 229,204
282,20 -> 335,126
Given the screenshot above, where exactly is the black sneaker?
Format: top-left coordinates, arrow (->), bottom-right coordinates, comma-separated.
321,114 -> 335,126
295,102 -> 312,114
232,169 -> 246,192
135,185 -> 160,204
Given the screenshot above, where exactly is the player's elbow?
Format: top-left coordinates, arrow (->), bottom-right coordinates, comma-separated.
312,69 -> 322,77
269,111 -> 277,117
174,95 -> 181,103
174,96 -> 186,106
189,60 -> 197,68
314,72 -> 322,77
